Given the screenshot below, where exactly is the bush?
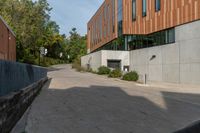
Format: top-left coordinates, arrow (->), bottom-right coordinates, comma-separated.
97,66 -> 111,75
72,58 -> 86,72
72,58 -> 81,69
108,69 -> 122,78
122,71 -> 139,81
40,57 -> 66,67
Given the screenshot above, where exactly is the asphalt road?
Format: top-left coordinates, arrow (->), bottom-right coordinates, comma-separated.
12,64 -> 200,133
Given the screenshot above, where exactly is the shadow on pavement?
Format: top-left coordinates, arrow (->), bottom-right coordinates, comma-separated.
34,85 -> 200,133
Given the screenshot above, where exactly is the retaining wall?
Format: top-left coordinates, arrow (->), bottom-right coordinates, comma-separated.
0,78 -> 47,133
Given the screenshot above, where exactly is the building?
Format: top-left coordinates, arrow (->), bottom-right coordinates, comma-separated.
81,0 -> 200,85
0,16 -> 16,61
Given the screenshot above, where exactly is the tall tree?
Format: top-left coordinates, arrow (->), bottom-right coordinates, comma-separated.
66,28 -> 87,62
0,0 -> 66,64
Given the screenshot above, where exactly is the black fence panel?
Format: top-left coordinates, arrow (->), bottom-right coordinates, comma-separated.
0,60 -> 47,96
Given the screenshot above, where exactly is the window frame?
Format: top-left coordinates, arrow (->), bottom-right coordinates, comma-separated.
132,0 -> 136,21
142,0 -> 147,17
155,0 -> 161,12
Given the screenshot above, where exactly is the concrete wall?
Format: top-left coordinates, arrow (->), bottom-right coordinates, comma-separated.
0,78 -> 47,133
81,50 -> 130,71
177,20 -> 200,84
81,51 -> 102,71
101,50 -> 129,70
130,20 -> 200,85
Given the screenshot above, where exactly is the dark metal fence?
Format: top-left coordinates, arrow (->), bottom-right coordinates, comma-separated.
0,59 -> 47,96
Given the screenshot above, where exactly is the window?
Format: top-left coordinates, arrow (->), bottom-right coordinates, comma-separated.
112,0 -> 115,33
118,0 -> 123,36
155,0 -> 161,12
142,0 -> 147,17
107,5 -> 110,36
168,28 -> 175,43
94,28 -> 175,52
107,60 -> 121,69
104,6 -> 107,38
132,0 -> 136,21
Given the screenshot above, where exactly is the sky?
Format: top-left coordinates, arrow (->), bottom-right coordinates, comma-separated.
44,0 -> 104,37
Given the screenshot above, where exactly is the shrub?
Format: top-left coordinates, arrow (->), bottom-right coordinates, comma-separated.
108,69 -> 122,78
72,58 -> 81,69
97,66 -> 111,75
122,71 -> 139,81
72,58 -> 86,72
39,57 -> 67,67
76,66 -> 86,72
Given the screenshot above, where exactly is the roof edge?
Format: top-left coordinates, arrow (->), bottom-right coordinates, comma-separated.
0,15 -> 16,37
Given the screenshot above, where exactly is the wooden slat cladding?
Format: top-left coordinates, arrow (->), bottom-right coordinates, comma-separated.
88,0 -> 200,52
88,0 -> 117,52
123,0 -> 200,35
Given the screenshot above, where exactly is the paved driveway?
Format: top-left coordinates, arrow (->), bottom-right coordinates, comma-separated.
13,64 -> 200,133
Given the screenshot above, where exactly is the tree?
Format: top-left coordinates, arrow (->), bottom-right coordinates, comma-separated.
0,1 -> 87,65
0,0 -> 67,64
66,28 -> 87,62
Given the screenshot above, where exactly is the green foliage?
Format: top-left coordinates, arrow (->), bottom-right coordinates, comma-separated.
108,69 -> 122,78
86,68 -> 95,73
122,71 -> 139,81
40,57 -> 66,67
97,66 -> 111,75
66,28 -> 87,63
0,0 -> 87,66
72,58 -> 86,72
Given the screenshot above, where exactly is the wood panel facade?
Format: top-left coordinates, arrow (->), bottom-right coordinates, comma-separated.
0,16 -> 16,61
87,0 -> 118,52
123,0 -> 200,35
88,0 -> 200,52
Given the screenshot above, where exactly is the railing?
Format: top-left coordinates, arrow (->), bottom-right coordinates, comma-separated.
0,59 -> 47,96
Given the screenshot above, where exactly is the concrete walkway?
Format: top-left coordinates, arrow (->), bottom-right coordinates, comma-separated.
12,64 -> 200,133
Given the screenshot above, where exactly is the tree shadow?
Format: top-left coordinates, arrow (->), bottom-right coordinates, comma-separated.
32,84 -> 200,133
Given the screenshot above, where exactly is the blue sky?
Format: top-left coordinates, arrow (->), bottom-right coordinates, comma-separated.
44,0 -> 103,36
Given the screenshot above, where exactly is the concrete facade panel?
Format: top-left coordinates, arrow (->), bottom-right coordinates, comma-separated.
101,50 -> 130,70
179,39 -> 200,64
148,47 -> 162,65
129,20 -> 200,85
162,64 -> 180,83
176,20 -> 200,41
148,65 -> 163,82
180,63 -> 200,84
129,49 -> 149,66
81,50 -> 130,71
162,43 -> 180,65
81,51 -> 102,71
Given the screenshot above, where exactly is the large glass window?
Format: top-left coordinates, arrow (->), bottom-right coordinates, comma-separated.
132,0 -> 136,21
118,0 -> 123,36
93,28 -> 175,52
104,6 -> 107,38
112,0 -> 115,33
142,0 -> 147,17
155,0 -> 161,12
168,28 -> 175,43
107,4 -> 110,36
